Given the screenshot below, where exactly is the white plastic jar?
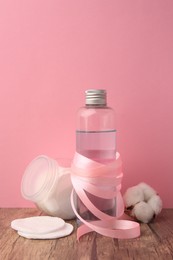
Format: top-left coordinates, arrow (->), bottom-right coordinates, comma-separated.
21,155 -> 75,220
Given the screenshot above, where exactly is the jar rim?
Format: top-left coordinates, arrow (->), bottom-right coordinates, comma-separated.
21,155 -> 57,202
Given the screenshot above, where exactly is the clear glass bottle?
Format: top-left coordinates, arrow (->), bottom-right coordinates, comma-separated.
76,89 -> 117,222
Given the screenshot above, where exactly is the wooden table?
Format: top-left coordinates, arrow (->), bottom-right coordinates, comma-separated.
0,208 -> 173,260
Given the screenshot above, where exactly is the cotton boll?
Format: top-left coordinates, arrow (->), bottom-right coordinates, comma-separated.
148,195 -> 162,215
138,183 -> 156,202
123,186 -> 144,208
132,201 -> 155,223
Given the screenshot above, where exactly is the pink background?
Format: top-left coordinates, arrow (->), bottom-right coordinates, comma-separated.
0,0 -> 173,208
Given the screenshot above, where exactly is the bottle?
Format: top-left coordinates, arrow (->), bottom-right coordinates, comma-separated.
76,89 -> 117,222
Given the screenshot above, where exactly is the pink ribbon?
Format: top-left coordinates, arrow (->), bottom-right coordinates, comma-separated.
71,152 -> 140,240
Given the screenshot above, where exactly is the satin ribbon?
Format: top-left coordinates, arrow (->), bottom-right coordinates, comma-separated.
71,152 -> 140,240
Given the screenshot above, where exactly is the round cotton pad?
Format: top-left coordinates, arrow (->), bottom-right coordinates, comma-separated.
11,216 -> 65,234
17,223 -> 74,239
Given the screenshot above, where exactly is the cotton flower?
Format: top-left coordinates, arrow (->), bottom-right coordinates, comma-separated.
132,201 -> 155,223
123,182 -> 162,223
137,182 -> 157,201
123,185 -> 144,208
148,195 -> 162,215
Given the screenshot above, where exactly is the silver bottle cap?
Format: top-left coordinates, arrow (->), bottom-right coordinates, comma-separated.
85,89 -> 107,105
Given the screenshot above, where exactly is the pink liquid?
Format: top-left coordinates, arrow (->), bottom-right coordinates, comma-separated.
76,130 -> 116,222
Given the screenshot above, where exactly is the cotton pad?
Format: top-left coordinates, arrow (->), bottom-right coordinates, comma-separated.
11,216 -> 65,234
17,223 -> 74,239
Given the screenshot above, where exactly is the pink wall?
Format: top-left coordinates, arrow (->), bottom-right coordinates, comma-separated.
0,0 -> 173,208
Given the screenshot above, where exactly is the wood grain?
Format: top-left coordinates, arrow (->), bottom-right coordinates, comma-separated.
0,208 -> 173,260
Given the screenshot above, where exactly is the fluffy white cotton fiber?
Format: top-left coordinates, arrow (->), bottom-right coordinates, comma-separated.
123,185 -> 144,208
138,183 -> 157,201
123,183 -> 162,223
148,195 -> 162,215
132,201 -> 155,223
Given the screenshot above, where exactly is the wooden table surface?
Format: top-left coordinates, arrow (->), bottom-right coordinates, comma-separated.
0,208 -> 173,260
